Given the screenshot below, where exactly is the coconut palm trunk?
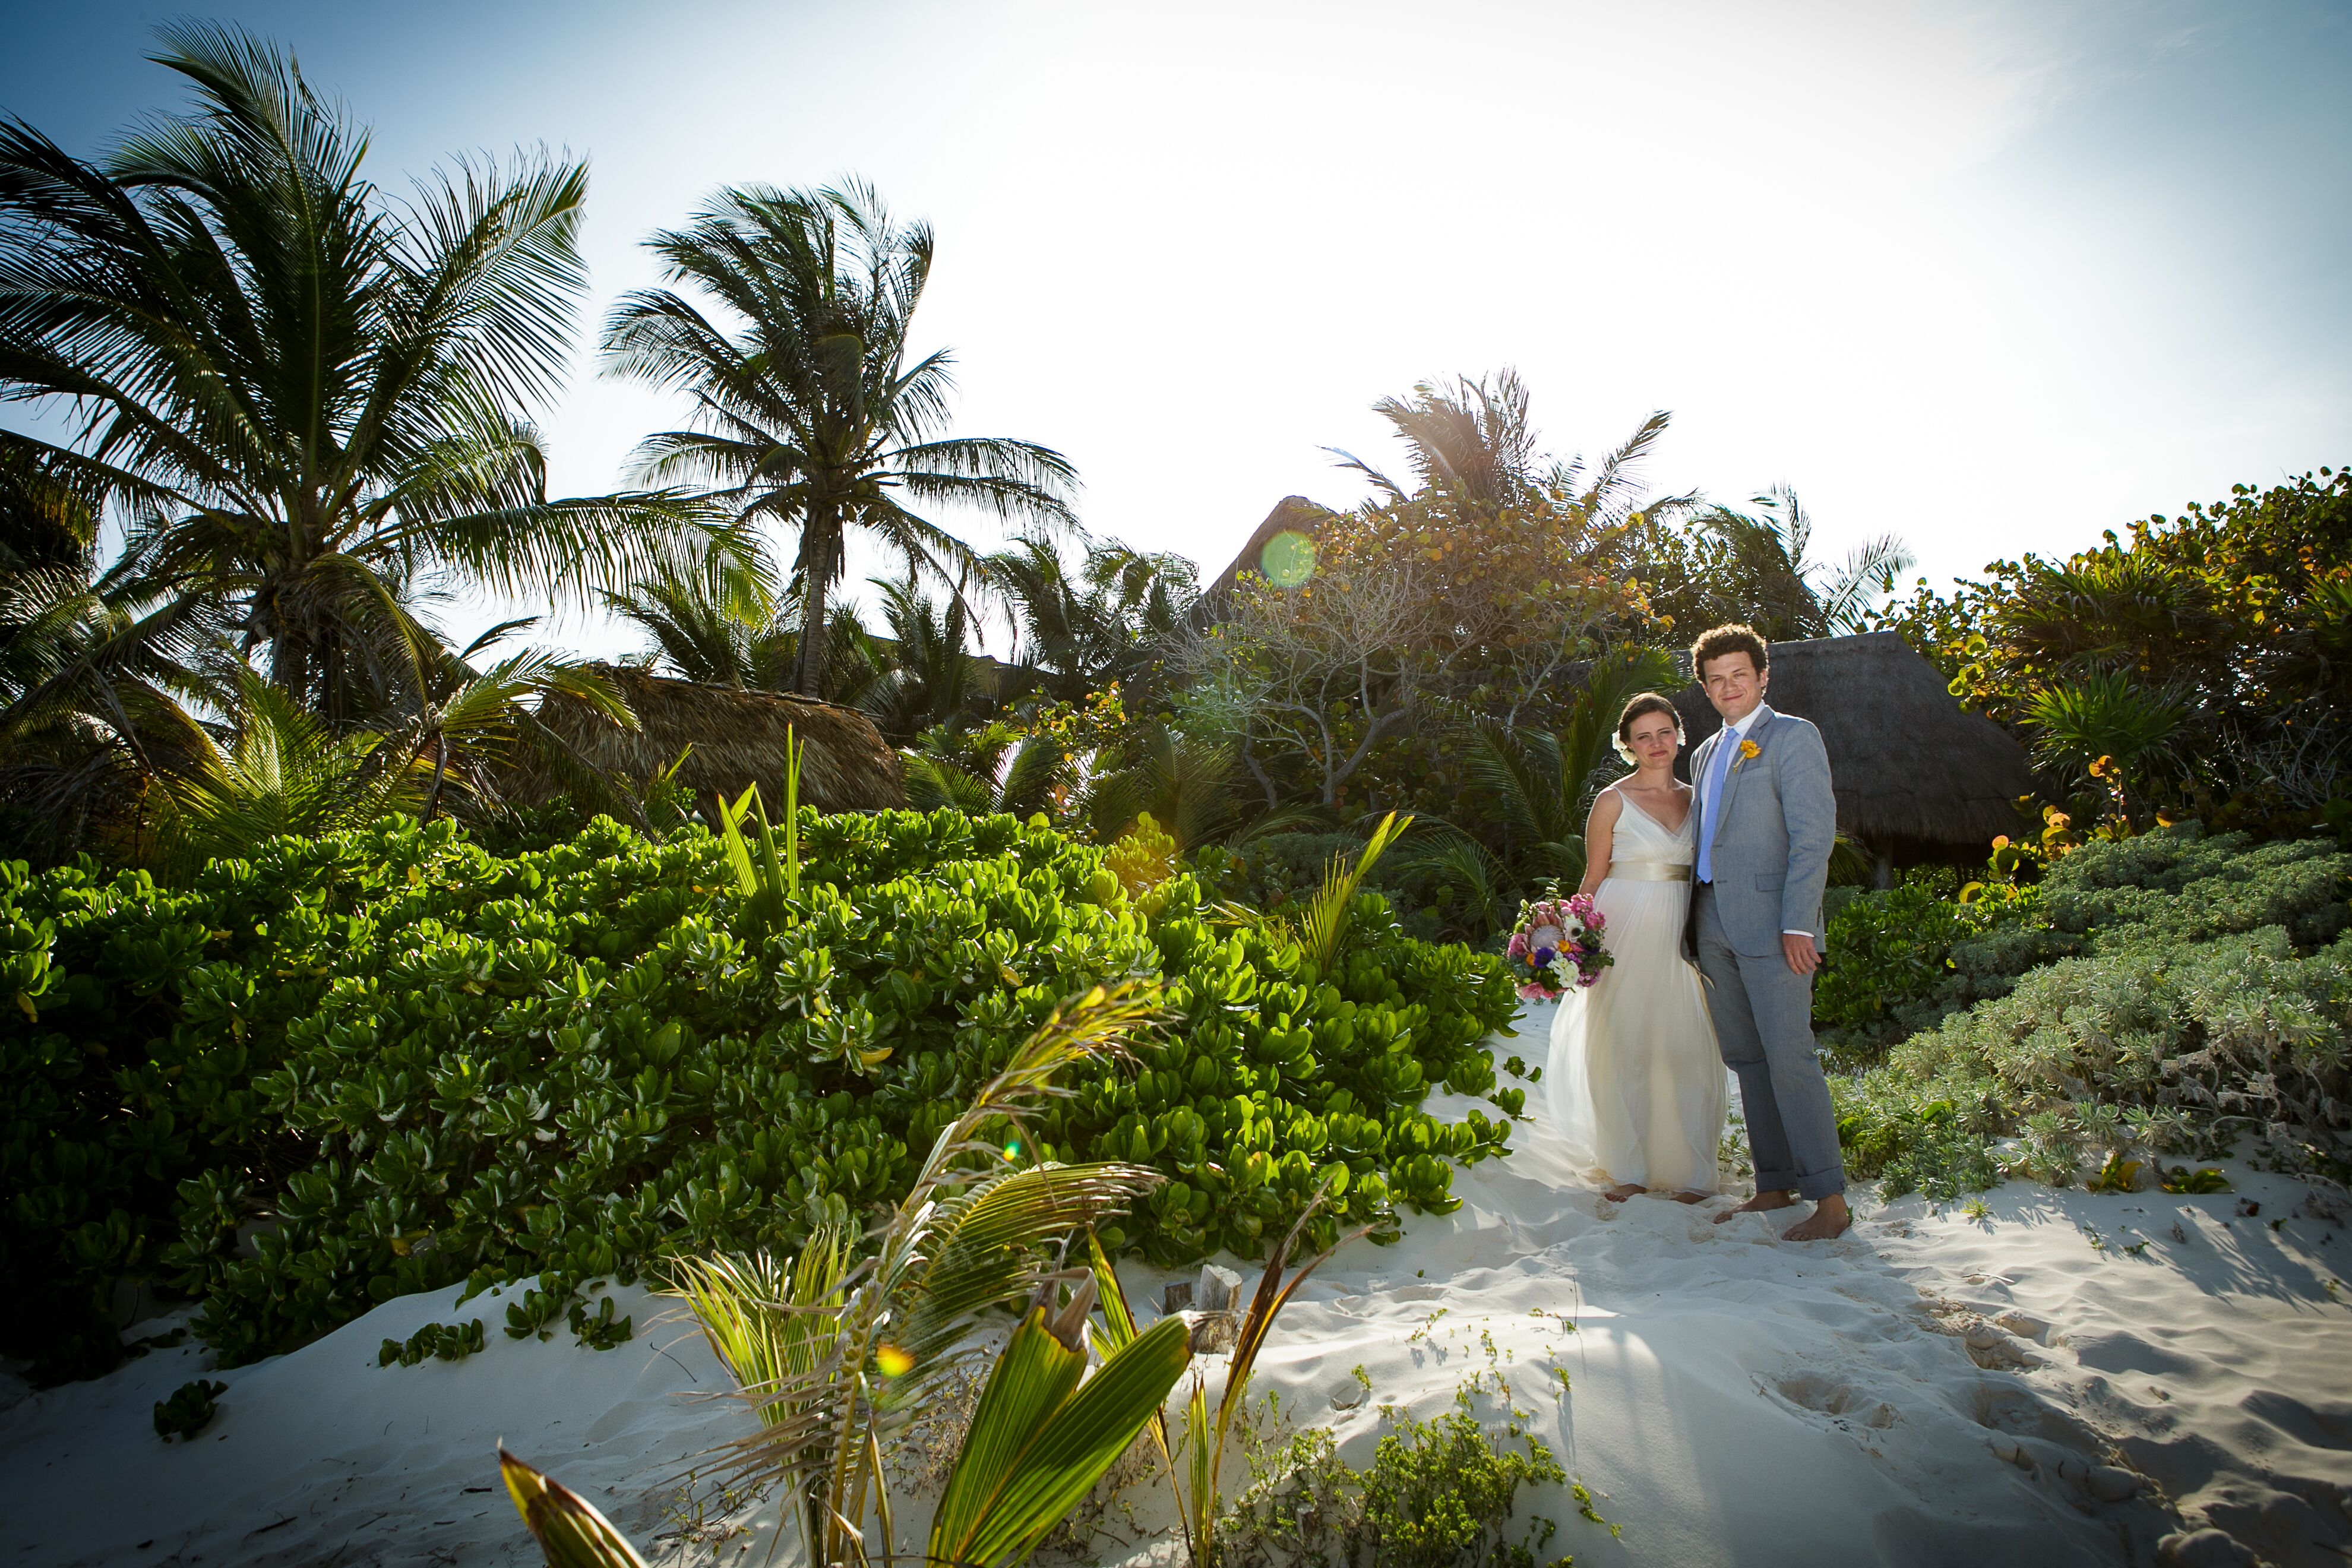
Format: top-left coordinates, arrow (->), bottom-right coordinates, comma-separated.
792,502 -> 846,697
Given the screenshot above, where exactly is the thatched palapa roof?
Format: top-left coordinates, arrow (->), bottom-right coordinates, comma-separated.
1196,496 -> 1330,620
521,665 -> 903,814
1670,631 -> 2031,851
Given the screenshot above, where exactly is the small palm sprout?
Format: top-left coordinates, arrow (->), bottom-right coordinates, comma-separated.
663,982 -> 1191,1568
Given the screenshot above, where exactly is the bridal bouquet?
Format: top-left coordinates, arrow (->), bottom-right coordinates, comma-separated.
1505,892 -> 1613,1000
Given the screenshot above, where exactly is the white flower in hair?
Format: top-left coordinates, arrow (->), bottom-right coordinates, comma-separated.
1614,708 -> 1683,766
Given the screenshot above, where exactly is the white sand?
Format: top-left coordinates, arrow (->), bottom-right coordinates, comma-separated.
4,1007 -> 2348,1567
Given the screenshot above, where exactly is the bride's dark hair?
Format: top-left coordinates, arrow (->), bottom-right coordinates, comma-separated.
1615,692 -> 1683,749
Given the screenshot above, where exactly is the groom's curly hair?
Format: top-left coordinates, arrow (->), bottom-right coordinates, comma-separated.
1691,623 -> 1770,676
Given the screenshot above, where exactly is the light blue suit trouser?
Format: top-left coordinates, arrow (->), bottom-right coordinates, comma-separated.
1694,886 -> 1847,1201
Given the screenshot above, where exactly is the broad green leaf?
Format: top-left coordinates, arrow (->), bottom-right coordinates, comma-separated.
1084,1230 -> 1139,1354
719,783 -> 760,897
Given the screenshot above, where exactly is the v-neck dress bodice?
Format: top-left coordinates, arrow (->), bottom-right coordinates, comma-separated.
1543,786 -> 1728,1194
1607,790 -> 1696,871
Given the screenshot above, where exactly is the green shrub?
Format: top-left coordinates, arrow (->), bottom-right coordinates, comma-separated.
1817,828 -> 2349,1068
1814,874 -> 2039,1067
153,1377 -> 227,1440
380,1317 -> 487,1367
1193,833 -> 1478,945
1831,829 -> 2352,1196
1224,1380 -> 1570,1568
1,809 -> 1516,1380
2,855 -> 339,1380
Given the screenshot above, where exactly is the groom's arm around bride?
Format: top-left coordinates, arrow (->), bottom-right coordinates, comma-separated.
1686,624 -> 1850,1242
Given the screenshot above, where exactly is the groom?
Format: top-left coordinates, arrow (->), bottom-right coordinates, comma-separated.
1685,624 -> 1850,1242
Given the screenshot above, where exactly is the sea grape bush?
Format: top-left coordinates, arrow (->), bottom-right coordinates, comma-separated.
380,1317 -> 486,1367
1,809 -> 1515,1379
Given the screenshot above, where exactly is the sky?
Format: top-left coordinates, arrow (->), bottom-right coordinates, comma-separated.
4,0 -> 2348,660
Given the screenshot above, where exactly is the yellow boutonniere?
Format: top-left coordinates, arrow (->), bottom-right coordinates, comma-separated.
1732,738 -> 1761,771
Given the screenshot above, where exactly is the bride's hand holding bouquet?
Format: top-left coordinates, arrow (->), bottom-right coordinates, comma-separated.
1506,892 -> 1613,1001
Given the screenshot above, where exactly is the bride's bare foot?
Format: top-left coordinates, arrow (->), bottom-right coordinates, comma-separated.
1713,1190 -> 1796,1224
1602,1183 -> 1648,1202
1670,1190 -> 1711,1205
1780,1194 -> 1852,1243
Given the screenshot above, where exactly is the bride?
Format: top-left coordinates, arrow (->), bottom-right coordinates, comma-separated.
1547,693 -> 1730,1202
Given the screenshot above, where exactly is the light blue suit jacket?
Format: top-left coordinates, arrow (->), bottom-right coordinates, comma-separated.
1689,704 -> 1837,958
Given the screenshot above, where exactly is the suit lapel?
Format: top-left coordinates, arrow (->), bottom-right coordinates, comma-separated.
1710,705 -> 1775,853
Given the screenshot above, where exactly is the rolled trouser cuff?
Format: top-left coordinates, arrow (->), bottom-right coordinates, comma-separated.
1752,1167 -> 1800,1196
1795,1169 -> 1847,1202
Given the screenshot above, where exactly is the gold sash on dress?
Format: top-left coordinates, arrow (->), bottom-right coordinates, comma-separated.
1608,861 -> 1691,883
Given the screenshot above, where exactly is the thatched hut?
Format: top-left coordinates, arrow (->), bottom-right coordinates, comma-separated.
1196,496 -> 1330,621
519,665 -> 903,815
1669,632 -> 2031,880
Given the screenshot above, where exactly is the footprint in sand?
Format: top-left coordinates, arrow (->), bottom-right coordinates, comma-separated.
1767,1370 -> 1901,1430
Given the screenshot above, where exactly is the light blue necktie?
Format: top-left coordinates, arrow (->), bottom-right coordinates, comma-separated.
1696,725 -> 1737,884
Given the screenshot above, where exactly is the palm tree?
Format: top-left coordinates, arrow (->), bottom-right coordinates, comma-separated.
1389,646 -> 1677,923
0,553 -> 213,858
900,726 -> 1065,821
986,535 -> 1196,706
603,565 -> 798,691
0,442 -> 97,575
1450,648 -> 1680,887
156,668 -> 422,870
1329,369 -> 1684,535
600,181 -> 1079,697
1076,722 -> 1243,850
0,450 -> 218,856
859,575 -> 983,743
604,558 -> 887,709
1693,486 -> 1914,639
0,24 -> 724,727
382,627 -> 638,824
2024,669 -> 2187,825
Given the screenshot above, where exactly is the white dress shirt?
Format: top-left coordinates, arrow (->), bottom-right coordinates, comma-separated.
1697,705 -> 1813,940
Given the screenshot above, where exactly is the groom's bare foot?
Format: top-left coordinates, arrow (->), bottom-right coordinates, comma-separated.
1602,1183 -> 1648,1202
1780,1194 -> 1852,1243
1713,1190 -> 1796,1224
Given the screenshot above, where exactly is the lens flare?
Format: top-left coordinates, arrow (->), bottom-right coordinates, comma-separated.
1260,530 -> 1316,588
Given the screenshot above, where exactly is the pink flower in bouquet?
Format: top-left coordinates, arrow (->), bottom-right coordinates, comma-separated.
1509,888 -> 1611,1001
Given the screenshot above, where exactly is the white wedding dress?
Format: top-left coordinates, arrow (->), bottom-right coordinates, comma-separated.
1546,787 -> 1730,1194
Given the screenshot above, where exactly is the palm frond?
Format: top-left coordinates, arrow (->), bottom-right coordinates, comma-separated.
1298,810 -> 1410,977
598,179 -> 1075,696
685,982 -> 1165,1564
1814,533 -> 1917,634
